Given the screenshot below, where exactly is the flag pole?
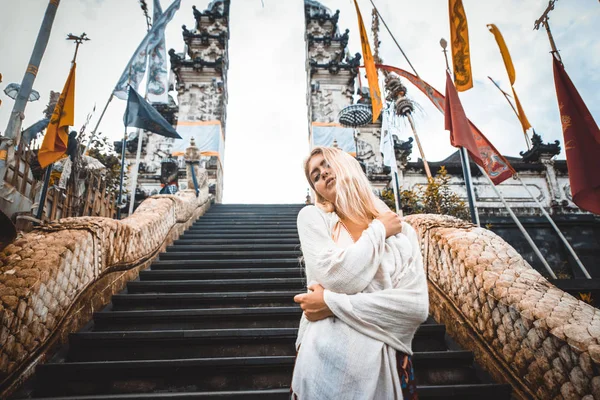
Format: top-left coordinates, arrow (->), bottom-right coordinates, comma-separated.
128,129 -> 143,216
36,33 -> 88,221
515,174 -> 591,278
477,165 -> 556,279
534,0 -> 562,64
441,38 -> 480,226
406,113 -> 432,180
368,0 -> 420,78
116,91 -> 129,220
0,0 -> 60,184
128,15 -> 153,217
488,76 -> 531,149
82,93 -> 114,155
383,113 -> 401,215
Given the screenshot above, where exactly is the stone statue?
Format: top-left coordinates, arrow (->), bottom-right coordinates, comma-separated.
184,138 -> 208,193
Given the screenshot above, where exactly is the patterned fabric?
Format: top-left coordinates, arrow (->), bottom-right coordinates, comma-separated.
397,352 -> 418,400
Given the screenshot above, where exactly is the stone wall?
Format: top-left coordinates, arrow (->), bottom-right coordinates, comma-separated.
0,185 -> 210,398
406,214 -> 600,400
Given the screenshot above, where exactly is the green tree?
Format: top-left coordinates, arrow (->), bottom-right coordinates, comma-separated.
380,166 -> 470,221
86,134 -> 124,197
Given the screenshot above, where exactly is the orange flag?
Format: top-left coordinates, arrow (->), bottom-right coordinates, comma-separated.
38,63 -> 76,168
449,0 -> 473,91
353,0 -> 382,122
487,24 -> 532,135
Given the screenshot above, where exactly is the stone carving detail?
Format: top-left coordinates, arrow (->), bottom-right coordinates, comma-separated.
308,43 -> 341,65
199,41 -> 224,62
357,138 -> 374,161
0,142 -> 210,395
311,90 -> 335,123
306,20 -> 329,37
178,84 -> 224,122
406,214 -> 600,400
520,132 -> 561,163
206,20 -> 227,35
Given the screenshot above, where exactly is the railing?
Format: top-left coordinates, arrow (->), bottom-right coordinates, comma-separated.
4,147 -> 40,204
2,148 -> 116,221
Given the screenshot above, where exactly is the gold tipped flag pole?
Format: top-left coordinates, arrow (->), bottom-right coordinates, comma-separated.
534,0 -> 562,64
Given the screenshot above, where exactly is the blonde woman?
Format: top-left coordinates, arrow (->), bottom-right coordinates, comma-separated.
291,147 -> 429,399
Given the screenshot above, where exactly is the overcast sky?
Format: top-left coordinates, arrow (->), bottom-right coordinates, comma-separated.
0,0 -> 598,204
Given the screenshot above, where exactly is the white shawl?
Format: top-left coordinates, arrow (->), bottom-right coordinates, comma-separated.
291,205 -> 429,400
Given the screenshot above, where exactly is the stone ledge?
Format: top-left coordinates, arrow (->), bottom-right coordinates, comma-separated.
406,214 -> 600,400
0,188 -> 210,398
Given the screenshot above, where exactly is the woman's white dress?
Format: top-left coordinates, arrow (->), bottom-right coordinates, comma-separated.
291,205 -> 429,400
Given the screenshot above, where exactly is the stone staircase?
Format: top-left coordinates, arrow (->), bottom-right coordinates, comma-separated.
19,204 -> 513,399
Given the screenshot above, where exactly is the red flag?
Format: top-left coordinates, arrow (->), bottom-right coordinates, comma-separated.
553,56 -> 600,214
444,71 -> 482,162
377,64 -> 515,185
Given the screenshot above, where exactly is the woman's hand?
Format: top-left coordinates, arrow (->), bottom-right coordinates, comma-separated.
294,284 -> 334,322
377,211 -> 403,238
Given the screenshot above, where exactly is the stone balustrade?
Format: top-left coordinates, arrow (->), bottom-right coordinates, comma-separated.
0,160 -> 210,397
406,214 -> 600,400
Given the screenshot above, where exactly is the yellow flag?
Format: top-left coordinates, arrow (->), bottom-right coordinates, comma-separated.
38,63 -> 76,168
353,0 -> 382,123
487,24 -> 531,133
449,0 -> 473,91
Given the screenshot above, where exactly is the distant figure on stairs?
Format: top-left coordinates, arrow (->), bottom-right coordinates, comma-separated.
292,146 -> 430,399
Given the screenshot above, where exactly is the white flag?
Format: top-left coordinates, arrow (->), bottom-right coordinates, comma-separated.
146,0 -> 169,104
113,0 -> 181,100
380,109 -> 398,173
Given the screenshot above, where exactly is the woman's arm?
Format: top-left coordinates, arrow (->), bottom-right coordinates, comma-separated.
297,206 -> 387,294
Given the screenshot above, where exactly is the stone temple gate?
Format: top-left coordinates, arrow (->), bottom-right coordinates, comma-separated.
1,1 -> 600,399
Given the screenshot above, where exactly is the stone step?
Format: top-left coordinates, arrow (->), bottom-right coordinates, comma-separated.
165,244 -> 300,252
71,325 -> 447,360
34,356 -> 296,396
127,278 -> 306,293
92,307 -> 302,330
173,238 -> 300,246
68,328 -> 298,361
149,259 -> 301,270
30,388 -> 292,400
140,268 -> 304,281
191,221 -> 298,226
413,351 -> 477,386
196,217 -> 298,222
111,291 -> 299,311
180,233 -> 299,239
31,384 -> 512,399
158,251 -> 301,260
184,228 -> 299,235
203,211 -> 302,216
34,350 -> 480,397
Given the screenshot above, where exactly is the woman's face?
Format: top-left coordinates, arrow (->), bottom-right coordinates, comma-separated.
308,153 -> 336,203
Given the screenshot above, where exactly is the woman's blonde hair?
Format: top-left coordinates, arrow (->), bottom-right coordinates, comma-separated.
304,146 -> 380,224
